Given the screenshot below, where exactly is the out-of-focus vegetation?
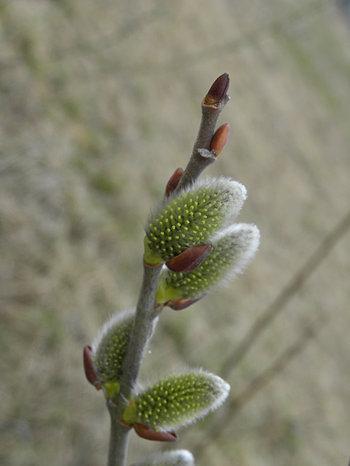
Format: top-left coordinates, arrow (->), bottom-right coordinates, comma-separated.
1,1 -> 350,465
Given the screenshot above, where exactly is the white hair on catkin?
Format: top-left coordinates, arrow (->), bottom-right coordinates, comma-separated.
91,309 -> 134,355
131,449 -> 195,466
134,362 -> 194,396
210,222 -> 260,288
134,368 -> 230,431
146,176 -> 247,230
163,369 -> 230,431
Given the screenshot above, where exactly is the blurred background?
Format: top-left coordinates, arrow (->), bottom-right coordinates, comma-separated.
1,0 -> 350,465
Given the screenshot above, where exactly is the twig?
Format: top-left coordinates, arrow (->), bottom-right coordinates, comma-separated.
220,208 -> 350,379
175,73 -> 230,191
108,264 -> 162,466
107,402 -> 129,466
107,74 -> 230,466
193,322 -> 321,459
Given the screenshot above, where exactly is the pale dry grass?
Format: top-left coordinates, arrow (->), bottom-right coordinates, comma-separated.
1,1 -> 350,465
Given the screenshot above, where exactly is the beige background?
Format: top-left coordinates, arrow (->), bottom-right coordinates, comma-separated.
1,1 -> 350,465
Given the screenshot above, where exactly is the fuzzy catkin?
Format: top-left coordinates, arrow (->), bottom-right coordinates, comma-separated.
145,177 -> 246,262
157,224 -> 260,303
92,311 -> 133,384
123,371 -> 230,430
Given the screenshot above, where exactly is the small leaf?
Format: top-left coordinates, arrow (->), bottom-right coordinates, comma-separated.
104,381 -> 120,399
122,370 -> 230,431
157,223 -> 260,305
145,177 -> 247,263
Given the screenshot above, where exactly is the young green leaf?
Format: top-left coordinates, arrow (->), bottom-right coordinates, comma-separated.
156,223 -> 260,306
123,370 -> 230,431
144,177 -> 247,265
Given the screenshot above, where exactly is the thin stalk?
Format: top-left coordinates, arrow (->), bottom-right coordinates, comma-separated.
107,264 -> 162,466
107,402 -> 129,466
175,92 -> 229,190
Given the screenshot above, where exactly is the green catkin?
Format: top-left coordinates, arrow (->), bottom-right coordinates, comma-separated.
92,311 -> 133,384
156,224 -> 260,303
123,371 -> 230,430
145,178 -> 246,263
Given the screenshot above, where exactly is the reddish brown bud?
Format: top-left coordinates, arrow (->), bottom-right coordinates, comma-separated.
83,345 -> 101,390
167,296 -> 203,311
165,167 -> 184,197
166,244 -> 212,273
133,423 -> 177,442
203,73 -> 230,107
210,123 -> 230,157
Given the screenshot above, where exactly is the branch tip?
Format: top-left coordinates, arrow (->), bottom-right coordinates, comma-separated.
203,73 -> 230,107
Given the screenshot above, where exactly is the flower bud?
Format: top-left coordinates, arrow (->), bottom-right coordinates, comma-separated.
157,224 -> 260,305
166,244 -> 212,273
166,297 -> 202,311
122,370 -> 230,432
210,123 -> 230,157
203,73 -> 230,108
133,424 -> 177,442
83,345 -> 101,390
91,310 -> 134,388
145,177 -> 247,265
165,167 -> 184,197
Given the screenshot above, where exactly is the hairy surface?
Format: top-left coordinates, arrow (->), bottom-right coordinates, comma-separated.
92,310 -> 134,384
131,449 -> 195,466
146,178 -> 246,261
123,370 -> 230,430
157,224 -> 260,302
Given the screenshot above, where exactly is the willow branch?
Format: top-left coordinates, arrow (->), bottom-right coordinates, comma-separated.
106,73 -> 231,466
